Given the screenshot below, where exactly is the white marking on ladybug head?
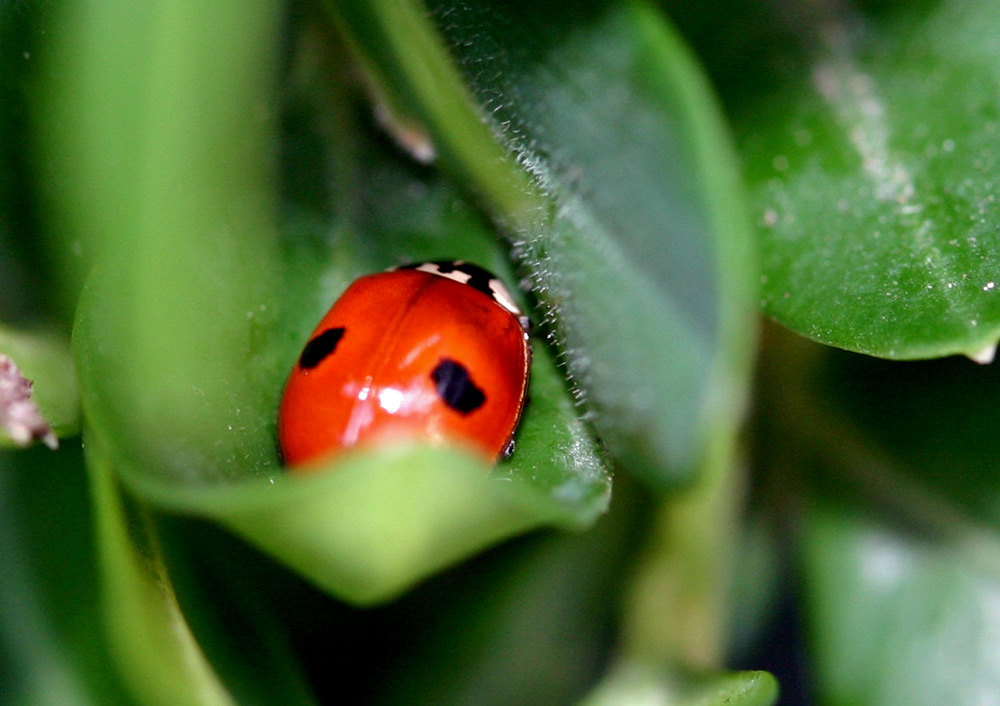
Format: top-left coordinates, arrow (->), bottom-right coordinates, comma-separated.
486,278 -> 522,318
418,262 -> 472,286
392,260 -> 528,329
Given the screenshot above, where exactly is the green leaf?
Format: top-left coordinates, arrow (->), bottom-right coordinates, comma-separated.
75,210 -> 608,602
50,0 -> 608,606
326,0 -> 757,485
85,438 -> 240,706
88,434 -> 318,706
147,441 -> 596,605
806,350 -> 1000,704
735,0 -> 1000,359
578,661 -> 778,706
756,330 -> 1000,706
370,492 -> 644,705
1,0 -> 70,321
802,501 -> 1000,706
0,443 -> 132,706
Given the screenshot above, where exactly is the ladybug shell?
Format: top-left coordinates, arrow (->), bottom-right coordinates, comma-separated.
278,266 -> 530,469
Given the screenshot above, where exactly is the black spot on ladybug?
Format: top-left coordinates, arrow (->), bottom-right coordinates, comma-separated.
431,358 -> 485,414
299,327 -> 344,370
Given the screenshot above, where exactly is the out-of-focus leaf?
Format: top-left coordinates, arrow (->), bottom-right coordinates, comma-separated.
802,501 -> 1000,706
40,0 -> 287,483
86,438 -> 240,706
620,446 -> 745,670
369,489 -> 644,706
89,433 -> 318,706
1,0 -> 67,321
810,348 -> 1000,533
578,660 -> 778,706
326,0 -> 757,485
807,350 -> 1000,704
0,443 -> 132,706
756,326 -> 1000,706
733,0 -> 1000,360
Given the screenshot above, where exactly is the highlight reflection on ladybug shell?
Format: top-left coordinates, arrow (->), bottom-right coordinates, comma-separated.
278,261 -> 531,469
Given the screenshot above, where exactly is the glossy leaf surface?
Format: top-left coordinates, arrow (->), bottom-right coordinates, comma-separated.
327,0 -> 758,484
734,0 -> 1000,359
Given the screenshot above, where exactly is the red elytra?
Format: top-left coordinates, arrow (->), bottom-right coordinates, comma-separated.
278,261 -> 531,469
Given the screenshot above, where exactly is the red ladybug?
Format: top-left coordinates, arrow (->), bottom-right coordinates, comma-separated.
278,261 -> 531,469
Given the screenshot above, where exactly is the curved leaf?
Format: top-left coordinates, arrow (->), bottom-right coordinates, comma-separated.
736,0 -> 1000,359
86,439 -> 239,706
325,0 -> 757,485
0,443 -> 132,706
50,0 -> 609,605
141,441 -> 593,605
73,200 -> 608,604
88,435 -> 318,706
353,492 -> 644,705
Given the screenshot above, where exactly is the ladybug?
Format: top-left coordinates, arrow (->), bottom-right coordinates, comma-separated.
278,261 -> 531,469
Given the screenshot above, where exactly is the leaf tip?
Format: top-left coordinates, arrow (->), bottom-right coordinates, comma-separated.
965,342 -> 997,365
